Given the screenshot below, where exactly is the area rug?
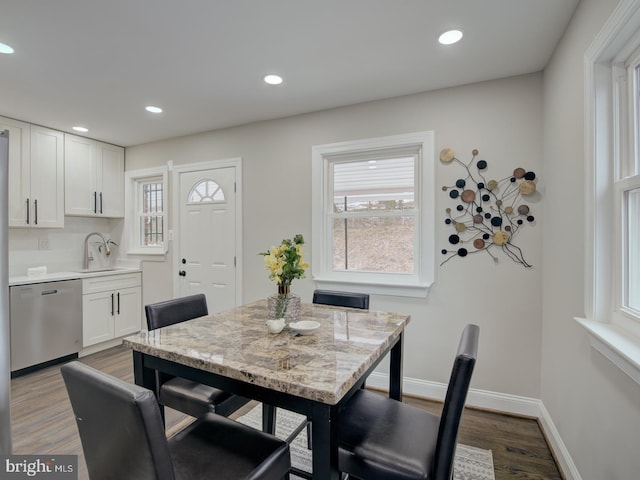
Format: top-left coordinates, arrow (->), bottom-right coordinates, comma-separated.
236,404 -> 495,480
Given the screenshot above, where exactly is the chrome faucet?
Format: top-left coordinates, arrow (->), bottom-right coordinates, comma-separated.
83,232 -> 111,269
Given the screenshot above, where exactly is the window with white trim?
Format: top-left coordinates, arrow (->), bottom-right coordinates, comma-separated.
125,167 -> 168,256
614,47 -> 640,324
578,0 -> 640,385
188,179 -> 225,203
139,178 -> 164,247
312,132 -> 435,297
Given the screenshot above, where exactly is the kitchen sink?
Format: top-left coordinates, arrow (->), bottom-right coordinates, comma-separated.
73,267 -> 127,274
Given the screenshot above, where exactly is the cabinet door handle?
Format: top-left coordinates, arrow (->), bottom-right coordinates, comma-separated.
117,292 -> 120,315
99,192 -> 103,214
26,198 -> 29,224
93,192 -> 97,214
111,293 -> 114,316
34,199 -> 38,225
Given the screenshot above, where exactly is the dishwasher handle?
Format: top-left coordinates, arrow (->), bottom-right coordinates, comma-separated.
41,289 -> 58,296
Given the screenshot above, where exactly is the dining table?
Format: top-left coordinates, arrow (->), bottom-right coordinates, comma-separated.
123,298 -> 411,480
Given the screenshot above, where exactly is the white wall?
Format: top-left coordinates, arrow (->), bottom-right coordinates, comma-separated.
542,0 -> 640,478
126,73 -> 544,398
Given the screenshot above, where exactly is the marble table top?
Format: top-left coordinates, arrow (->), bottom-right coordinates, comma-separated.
123,299 -> 411,404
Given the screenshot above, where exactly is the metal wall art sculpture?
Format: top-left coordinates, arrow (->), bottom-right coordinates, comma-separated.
440,148 -> 538,268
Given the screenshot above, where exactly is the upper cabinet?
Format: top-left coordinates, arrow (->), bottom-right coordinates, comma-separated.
1,117 -> 64,228
64,134 -> 124,218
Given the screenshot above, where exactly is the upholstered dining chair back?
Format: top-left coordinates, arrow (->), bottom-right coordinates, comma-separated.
145,293 -> 208,330
433,323 -> 479,480
144,294 -> 250,419
337,324 -> 479,480
61,361 -> 291,480
61,361 -> 175,480
312,289 -> 370,309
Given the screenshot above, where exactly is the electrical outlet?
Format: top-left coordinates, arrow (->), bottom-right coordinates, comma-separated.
38,238 -> 50,250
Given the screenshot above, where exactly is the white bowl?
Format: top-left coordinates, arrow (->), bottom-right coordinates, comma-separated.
289,320 -> 321,335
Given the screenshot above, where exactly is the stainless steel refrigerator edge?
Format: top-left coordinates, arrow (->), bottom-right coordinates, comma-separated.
1,130 -> 11,453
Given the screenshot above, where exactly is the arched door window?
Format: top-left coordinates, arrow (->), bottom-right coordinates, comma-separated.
188,179 -> 225,204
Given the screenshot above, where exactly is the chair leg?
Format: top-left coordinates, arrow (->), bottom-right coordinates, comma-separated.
306,418 -> 312,449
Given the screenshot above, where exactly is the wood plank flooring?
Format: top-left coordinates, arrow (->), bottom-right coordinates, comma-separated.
10,345 -> 563,480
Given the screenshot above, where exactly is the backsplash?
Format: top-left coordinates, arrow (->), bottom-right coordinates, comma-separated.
8,217 -> 125,276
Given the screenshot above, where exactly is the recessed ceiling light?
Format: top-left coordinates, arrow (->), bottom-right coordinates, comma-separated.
0,42 -> 14,54
145,106 -> 163,113
264,74 -> 283,85
438,29 -> 463,45
72,126 -> 89,133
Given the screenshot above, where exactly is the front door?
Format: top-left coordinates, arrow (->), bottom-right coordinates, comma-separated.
178,166 -> 237,312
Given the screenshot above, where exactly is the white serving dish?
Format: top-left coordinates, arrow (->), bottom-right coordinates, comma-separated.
289,320 -> 321,335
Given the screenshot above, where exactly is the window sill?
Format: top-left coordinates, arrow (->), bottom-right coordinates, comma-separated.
126,248 -> 167,258
575,317 -> 640,385
313,274 -> 431,298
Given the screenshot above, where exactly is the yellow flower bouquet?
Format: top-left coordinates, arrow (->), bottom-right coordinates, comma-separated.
260,234 -> 308,288
260,234 -> 308,320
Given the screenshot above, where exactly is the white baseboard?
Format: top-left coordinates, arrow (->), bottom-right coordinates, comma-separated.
537,402 -> 582,480
79,338 -> 124,357
366,372 -> 582,480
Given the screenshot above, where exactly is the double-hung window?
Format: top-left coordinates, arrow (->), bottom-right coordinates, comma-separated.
614,48 -> 640,325
312,132 -> 435,297
125,166 -> 168,256
579,0 -> 640,384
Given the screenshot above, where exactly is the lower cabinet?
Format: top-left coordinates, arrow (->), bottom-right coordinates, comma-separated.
82,272 -> 142,348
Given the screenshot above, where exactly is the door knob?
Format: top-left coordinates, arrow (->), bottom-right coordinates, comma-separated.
178,270 -> 186,277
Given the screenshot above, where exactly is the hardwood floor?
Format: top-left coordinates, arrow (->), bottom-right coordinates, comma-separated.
403,395 -> 564,480
10,345 -> 563,480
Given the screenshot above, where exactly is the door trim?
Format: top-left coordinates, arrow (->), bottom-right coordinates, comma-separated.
171,158 -> 243,306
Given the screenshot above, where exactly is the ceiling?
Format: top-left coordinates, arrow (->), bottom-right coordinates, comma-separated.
0,0 -> 579,147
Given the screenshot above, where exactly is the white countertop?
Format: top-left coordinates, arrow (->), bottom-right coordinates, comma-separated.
9,268 -> 141,286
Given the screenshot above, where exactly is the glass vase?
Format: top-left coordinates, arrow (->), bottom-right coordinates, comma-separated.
267,285 -> 301,322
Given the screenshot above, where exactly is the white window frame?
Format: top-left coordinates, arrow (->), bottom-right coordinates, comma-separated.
577,0 -> 640,385
124,166 -> 168,256
613,51 -> 640,327
311,131 -> 435,298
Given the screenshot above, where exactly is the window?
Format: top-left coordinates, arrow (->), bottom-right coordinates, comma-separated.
188,180 -> 225,203
140,179 -> 164,247
312,132 -> 435,297
611,40 -> 640,328
578,0 -> 640,385
619,59 -> 640,316
125,167 -> 168,256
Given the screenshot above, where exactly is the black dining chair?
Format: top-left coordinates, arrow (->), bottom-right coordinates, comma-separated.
61,361 -> 291,480
312,289 -> 370,310
145,294 -> 250,418
337,324 -> 479,480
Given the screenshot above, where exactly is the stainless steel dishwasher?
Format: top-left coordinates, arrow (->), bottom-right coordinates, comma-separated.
10,279 -> 82,376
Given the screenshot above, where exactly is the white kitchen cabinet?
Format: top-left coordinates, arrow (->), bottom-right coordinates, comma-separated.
65,133 -> 124,218
1,116 -> 31,227
82,272 -> 141,347
2,117 -> 64,228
